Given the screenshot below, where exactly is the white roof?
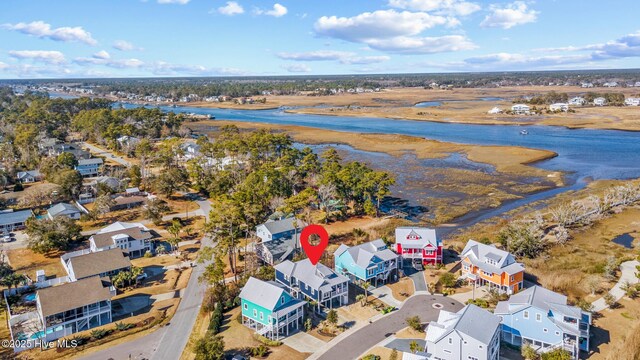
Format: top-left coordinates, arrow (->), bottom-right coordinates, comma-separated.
426,304 -> 500,346
97,221 -> 149,234
395,227 -> 439,249
336,239 -> 398,269
461,240 -> 524,275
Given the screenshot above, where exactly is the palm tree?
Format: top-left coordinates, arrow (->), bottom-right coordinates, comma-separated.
361,281 -> 371,305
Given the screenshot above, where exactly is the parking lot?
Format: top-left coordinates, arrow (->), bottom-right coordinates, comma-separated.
0,231 -> 29,250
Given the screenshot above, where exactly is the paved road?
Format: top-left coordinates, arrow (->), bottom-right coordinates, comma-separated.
313,294 -> 463,360
592,260 -> 640,311
80,198 -> 212,360
82,142 -> 131,167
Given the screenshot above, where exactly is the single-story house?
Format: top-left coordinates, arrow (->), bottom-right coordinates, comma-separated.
624,98 -> 640,106
110,195 -> 146,211
47,202 -> 84,220
568,97 -> 586,106
549,103 -> 569,112
16,170 -> 42,183
0,209 -> 34,232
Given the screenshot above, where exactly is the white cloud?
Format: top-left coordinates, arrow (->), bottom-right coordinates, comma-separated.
8,50 -> 66,64
112,40 -> 142,51
0,62 -> 9,70
366,35 -> 476,54
2,21 -> 97,45
277,50 -> 391,65
277,50 -> 355,61
218,1 -> 244,16
480,1 -> 538,29
388,0 -> 481,16
282,64 -> 311,73
74,56 -> 144,69
157,0 -> 190,4
150,61 -> 248,76
93,50 -> 111,59
256,3 -> 288,17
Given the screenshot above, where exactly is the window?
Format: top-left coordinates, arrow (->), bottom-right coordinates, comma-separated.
448,338 -> 452,344
536,313 -> 542,322
523,311 -> 529,319
268,315 -> 271,322
244,303 -> 248,310
260,312 -> 264,320
543,328 -> 548,333
468,357 -> 478,360
510,275 -> 515,282
253,310 -> 257,317
280,297 -> 285,305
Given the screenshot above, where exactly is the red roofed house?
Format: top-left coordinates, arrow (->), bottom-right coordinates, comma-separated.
395,227 -> 442,266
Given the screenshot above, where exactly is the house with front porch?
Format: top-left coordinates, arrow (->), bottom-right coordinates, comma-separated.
395,227 -> 442,266
75,158 -> 103,177
511,104 -> 531,115
495,286 -> 591,359
424,304 -> 501,360
62,248 -> 132,282
239,277 -> 305,341
460,240 -> 524,294
275,259 -> 349,311
334,239 -> 399,287
35,276 -> 114,343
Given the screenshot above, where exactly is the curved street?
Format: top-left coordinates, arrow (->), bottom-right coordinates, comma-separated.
313,294 -> 463,360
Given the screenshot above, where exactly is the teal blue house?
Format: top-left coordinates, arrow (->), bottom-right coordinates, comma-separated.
239,277 -> 305,340
334,239 -> 399,287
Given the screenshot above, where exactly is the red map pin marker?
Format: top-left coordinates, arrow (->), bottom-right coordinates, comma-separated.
300,224 -> 329,266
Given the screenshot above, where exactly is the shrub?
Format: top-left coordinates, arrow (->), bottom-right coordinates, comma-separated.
208,303 -> 224,334
406,316 -> 422,332
361,355 -> 381,360
251,344 -> 270,357
253,334 -> 283,346
466,298 -> 489,308
114,322 -> 135,331
304,318 -> 313,331
327,309 -> 338,325
144,250 -> 153,258
438,272 -> 457,288
380,306 -> 395,314
541,348 -> 572,360
521,344 -> 538,360
90,329 -> 110,339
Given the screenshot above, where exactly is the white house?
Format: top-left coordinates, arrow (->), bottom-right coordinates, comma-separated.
549,103 -> 569,112
16,170 -> 42,183
89,221 -> 155,258
425,304 -> 501,360
256,217 -> 302,243
603,81 -> 618,87
568,97 -> 586,106
581,83 -> 594,88
47,202 -> 84,220
593,97 -> 607,106
487,107 -> 502,114
511,104 -> 531,115
624,98 -> 640,106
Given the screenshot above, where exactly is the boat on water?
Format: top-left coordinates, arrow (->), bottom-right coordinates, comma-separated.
208,114 -> 215,119
520,129 -> 529,135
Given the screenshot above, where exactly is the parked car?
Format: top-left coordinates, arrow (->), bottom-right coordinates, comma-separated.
412,260 -> 424,271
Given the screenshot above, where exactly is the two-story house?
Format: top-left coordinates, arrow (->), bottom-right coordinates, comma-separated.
35,276 -> 114,342
49,143 -> 91,160
62,248 -> 132,282
239,277 -> 306,341
89,221 -> 155,258
495,286 -> 591,359
460,240 -> 525,294
334,239 -> 399,287
395,227 -> 442,266
275,259 -> 349,311
255,218 -> 305,265
255,217 -> 301,243
425,304 -> 501,360
75,158 -> 103,177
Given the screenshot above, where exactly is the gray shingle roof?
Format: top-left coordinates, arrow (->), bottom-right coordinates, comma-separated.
77,158 -> 103,166
336,239 -> 398,269
260,217 -> 298,235
495,286 -> 582,319
47,202 -> 81,217
67,248 -> 131,280
461,240 -> 524,275
37,276 -> 112,317
427,304 -> 500,346
275,259 -> 348,292
0,209 -> 33,227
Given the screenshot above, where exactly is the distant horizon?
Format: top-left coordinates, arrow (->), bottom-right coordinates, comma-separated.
2,0 -> 640,79
2,67 -> 640,83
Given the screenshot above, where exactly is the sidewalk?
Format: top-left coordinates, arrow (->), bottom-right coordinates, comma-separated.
592,260 -> 640,311
369,286 -> 403,308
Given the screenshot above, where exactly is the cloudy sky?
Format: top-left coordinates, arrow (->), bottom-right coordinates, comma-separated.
1,0 -> 639,78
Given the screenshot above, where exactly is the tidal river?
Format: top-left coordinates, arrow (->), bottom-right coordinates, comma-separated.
116,102 -> 640,229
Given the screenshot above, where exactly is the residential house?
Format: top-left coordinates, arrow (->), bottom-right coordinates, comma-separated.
460,240 -> 525,294
275,259 -> 349,311
46,202 -> 84,220
395,227 -> 442,266
568,97 -> 586,106
424,304 -> 501,360
35,276 -> 114,342
110,195 -> 146,211
256,217 -> 301,243
487,107 -> 502,114
495,286 -> 591,359
89,221 -> 154,258
593,97 -> 607,106
0,209 -> 33,232
334,239 -> 399,286
549,103 -> 569,112
16,170 -> 42,183
580,82 -> 594,88
257,233 -> 300,266
180,141 -> 201,160
239,277 -> 305,341
49,143 -> 91,160
75,158 -> 103,177
62,248 -> 132,281
511,104 -> 531,115
624,97 -> 640,106
603,81 -> 618,87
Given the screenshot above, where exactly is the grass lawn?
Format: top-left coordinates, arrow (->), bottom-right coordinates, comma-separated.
590,297 -> 640,359
121,266 -> 192,298
395,326 -> 425,339
78,208 -> 145,230
6,247 -> 67,279
218,307 -> 308,360
387,277 -> 414,300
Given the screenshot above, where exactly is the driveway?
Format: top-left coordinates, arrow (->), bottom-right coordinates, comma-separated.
311,294 -> 463,360
79,198 -> 213,360
282,332 -> 326,353
82,142 -> 131,167
404,266 -> 428,292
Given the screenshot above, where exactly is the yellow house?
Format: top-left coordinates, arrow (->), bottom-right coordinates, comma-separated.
460,240 -> 525,294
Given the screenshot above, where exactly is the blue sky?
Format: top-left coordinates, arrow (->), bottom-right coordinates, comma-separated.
1,0 -> 639,78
